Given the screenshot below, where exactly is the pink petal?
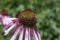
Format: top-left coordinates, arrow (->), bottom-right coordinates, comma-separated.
18,26 -> 24,40
4,23 -> 16,36
25,27 -> 29,40
33,29 -> 39,40
2,16 -> 12,25
4,22 -> 14,30
10,27 -> 20,40
2,17 -> 8,25
4,16 -> 10,18
1,15 -> 18,26
37,32 -> 41,40
2,16 -> 17,25
28,28 -> 31,40
15,19 -> 19,23
34,27 -> 41,40
8,18 -> 18,21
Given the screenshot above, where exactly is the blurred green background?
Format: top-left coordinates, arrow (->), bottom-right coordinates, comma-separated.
0,0 -> 60,40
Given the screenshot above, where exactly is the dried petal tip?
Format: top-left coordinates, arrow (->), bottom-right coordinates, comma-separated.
18,9 -> 37,26
1,9 -> 9,16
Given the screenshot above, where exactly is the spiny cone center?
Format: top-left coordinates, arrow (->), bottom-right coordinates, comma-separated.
18,10 -> 37,26
20,12 -> 35,21
1,9 -> 9,16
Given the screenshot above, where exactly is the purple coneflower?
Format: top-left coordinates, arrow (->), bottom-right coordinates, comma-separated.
4,9 -> 41,40
1,9 -> 17,25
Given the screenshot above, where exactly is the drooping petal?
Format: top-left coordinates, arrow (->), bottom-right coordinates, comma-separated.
2,16 -> 17,25
33,28 -> 41,40
4,23 -> 16,36
8,18 -> 18,21
34,27 -> 41,40
2,17 -> 8,25
4,22 -> 14,30
15,19 -> 19,23
28,28 -> 31,40
18,26 -> 24,40
25,27 -> 31,40
10,27 -> 20,40
2,16 -> 11,25
25,27 -> 29,40
37,32 -> 41,40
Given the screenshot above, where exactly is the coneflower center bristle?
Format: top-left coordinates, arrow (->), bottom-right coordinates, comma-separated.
1,9 -> 9,16
18,10 -> 37,26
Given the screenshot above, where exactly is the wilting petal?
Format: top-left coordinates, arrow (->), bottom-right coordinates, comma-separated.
18,26 -> 24,40
4,22 -> 14,30
8,18 -> 18,21
28,28 -> 31,40
33,28 -> 40,40
37,32 -> 41,40
25,27 -> 29,40
15,19 -> 19,23
2,16 -> 12,25
10,27 -> 20,40
25,27 -> 31,40
2,17 -> 8,25
4,23 -> 16,36
34,27 -> 41,40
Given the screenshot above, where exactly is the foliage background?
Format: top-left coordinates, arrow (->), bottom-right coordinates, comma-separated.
0,0 -> 60,40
